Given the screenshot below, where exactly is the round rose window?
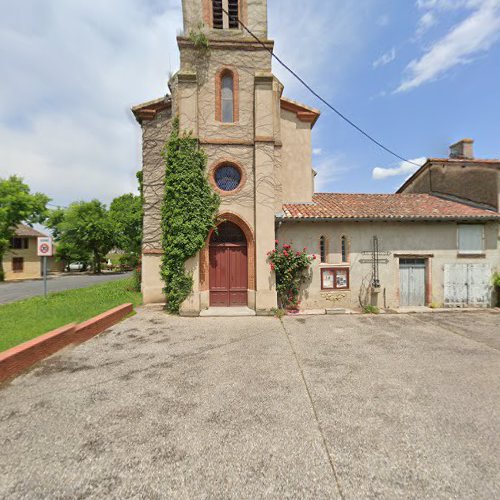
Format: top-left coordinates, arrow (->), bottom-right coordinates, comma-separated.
214,164 -> 241,192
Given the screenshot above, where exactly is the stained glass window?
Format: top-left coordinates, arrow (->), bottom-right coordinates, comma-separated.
215,165 -> 241,191
221,74 -> 234,123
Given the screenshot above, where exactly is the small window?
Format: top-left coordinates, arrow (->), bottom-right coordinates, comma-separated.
321,268 -> 350,290
341,236 -> 348,263
221,74 -> 234,123
214,164 -> 241,192
458,225 -> 484,255
320,236 -> 327,263
12,257 -> 24,272
10,238 -> 28,250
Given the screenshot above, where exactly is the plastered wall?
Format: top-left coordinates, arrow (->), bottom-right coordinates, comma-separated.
278,221 -> 499,310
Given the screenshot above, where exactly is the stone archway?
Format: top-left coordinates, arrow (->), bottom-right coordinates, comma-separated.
200,213 -> 255,305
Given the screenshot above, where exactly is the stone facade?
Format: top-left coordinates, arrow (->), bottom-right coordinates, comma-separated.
133,0 -> 319,312
278,221 -> 499,310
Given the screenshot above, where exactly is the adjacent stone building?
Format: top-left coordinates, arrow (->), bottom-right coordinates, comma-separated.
398,139 -> 500,212
133,0 -> 500,313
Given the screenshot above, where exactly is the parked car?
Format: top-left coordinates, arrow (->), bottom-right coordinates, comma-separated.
68,262 -> 86,272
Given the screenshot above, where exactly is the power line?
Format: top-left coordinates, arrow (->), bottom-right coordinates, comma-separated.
47,202 -> 69,210
222,8 -> 422,168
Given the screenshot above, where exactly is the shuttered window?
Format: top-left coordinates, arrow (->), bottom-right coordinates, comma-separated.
458,225 -> 484,255
12,257 -> 24,272
10,238 -> 28,249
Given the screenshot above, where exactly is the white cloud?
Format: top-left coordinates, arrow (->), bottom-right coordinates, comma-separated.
398,0 -> 500,92
268,1 -> 377,98
0,0 -> 181,205
416,12 -> 438,37
373,47 -> 397,68
314,156 -> 351,192
313,148 -> 322,156
0,0 -> 380,205
372,157 -> 427,180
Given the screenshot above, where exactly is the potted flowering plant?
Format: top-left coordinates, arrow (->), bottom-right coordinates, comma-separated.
267,240 -> 315,312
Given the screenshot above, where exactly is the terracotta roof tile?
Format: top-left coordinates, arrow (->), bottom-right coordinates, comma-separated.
281,193 -> 500,221
14,224 -> 47,237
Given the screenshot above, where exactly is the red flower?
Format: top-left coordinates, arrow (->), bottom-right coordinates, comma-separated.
275,239 -> 279,245
312,254 -> 317,260
283,250 -> 289,257
296,251 -> 301,256
283,244 -> 291,250
270,264 -> 275,271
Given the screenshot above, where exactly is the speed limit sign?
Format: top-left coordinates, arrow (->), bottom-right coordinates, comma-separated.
37,237 -> 53,257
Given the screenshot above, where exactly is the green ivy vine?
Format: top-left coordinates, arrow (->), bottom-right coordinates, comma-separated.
161,117 -> 220,314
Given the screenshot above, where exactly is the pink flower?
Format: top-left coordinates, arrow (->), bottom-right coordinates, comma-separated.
283,244 -> 291,250
270,264 -> 275,271
275,239 -> 279,245
296,251 -> 301,256
312,254 -> 317,260
283,250 -> 289,257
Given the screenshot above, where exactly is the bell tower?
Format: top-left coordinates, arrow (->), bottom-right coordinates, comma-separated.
182,0 -> 268,41
171,0 -> 280,313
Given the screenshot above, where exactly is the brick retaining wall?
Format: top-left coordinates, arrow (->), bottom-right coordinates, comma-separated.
0,303 -> 133,383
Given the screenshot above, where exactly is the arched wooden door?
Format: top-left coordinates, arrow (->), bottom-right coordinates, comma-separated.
209,221 -> 248,307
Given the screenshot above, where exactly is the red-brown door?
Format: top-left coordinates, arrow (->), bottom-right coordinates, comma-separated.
209,222 -> 248,307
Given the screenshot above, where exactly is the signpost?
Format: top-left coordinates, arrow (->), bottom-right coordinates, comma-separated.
37,237 -> 53,298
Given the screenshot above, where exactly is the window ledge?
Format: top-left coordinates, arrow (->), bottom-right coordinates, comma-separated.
457,253 -> 486,258
319,263 -> 350,267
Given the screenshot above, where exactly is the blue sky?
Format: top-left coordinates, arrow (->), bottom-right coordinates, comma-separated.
1,0 -> 499,206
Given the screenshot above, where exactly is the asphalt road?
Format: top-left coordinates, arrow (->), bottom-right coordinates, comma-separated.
0,273 -> 132,304
1,310 -> 499,498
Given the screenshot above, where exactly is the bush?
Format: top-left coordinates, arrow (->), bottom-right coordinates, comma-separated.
363,305 -> 380,314
130,261 -> 141,292
267,241 -> 314,310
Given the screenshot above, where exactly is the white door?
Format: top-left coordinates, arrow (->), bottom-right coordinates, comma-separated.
400,259 -> 426,306
444,263 -> 491,307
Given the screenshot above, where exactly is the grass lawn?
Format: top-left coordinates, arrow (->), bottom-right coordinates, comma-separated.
0,277 -> 142,352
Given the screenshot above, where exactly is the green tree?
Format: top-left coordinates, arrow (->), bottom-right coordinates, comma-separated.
109,193 -> 142,258
56,201 -> 116,274
0,176 -> 49,281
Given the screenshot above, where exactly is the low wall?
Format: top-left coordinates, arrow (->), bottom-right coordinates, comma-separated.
0,303 -> 133,383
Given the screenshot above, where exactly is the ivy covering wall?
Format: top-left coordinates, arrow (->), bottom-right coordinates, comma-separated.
161,118 -> 220,314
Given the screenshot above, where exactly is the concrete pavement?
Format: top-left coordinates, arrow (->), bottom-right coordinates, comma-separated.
0,309 -> 499,498
0,272 -> 132,304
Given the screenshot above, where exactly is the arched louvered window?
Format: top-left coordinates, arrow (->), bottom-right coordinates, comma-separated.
212,0 -> 239,29
212,1 -> 223,29
228,0 -> 239,28
221,73 -> 234,123
320,236 -> 327,264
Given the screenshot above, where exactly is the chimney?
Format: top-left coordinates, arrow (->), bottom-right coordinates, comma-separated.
449,138 -> 474,159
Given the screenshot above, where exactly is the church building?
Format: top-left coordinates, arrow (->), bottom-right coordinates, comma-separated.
133,0 -> 500,314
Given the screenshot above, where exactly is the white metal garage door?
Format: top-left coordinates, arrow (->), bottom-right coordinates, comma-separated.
444,263 -> 491,307
400,259 -> 426,307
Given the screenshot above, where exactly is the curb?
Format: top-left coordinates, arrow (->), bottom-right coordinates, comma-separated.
0,303 -> 133,383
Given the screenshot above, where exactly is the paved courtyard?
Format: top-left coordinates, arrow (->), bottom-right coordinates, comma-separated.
1,310 -> 499,498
